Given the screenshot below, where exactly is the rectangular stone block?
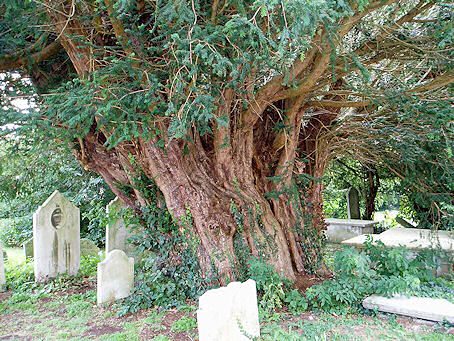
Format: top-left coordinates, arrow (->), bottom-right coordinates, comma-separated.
97,249 -> 134,305
363,294 -> 454,323
325,218 -> 377,243
197,279 -> 260,341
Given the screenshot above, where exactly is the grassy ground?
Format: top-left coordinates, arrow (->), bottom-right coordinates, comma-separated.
1,248 -> 453,340
4,246 -> 25,265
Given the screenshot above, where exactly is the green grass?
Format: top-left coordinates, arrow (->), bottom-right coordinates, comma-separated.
4,247 -> 24,266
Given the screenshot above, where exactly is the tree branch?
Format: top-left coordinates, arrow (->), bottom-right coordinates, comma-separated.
0,41 -> 62,72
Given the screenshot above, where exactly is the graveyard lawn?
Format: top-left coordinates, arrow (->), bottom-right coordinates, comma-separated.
1,282 -> 453,341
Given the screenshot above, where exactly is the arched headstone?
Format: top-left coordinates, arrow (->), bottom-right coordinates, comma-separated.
106,197 -> 142,259
197,279 -> 260,340
33,190 -> 80,282
346,187 -> 360,219
97,250 -> 134,305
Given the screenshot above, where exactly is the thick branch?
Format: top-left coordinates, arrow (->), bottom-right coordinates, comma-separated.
0,41 -> 62,72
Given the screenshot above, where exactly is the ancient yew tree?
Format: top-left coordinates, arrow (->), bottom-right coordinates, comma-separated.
1,0 -> 452,282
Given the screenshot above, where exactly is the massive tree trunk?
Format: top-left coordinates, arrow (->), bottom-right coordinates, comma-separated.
21,0 -> 436,283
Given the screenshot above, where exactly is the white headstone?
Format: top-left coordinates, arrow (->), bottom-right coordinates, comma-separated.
106,197 -> 138,258
197,279 -> 260,341
97,249 -> 134,305
33,190 -> 80,282
0,242 -> 5,291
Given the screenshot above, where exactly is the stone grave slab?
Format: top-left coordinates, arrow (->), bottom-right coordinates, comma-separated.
106,197 -> 142,260
22,238 -> 33,259
33,190 -> 80,282
0,242 -> 5,291
197,279 -> 260,341
347,187 -> 360,219
363,294 -> 454,323
325,218 -> 378,243
97,249 -> 134,305
80,238 -> 100,257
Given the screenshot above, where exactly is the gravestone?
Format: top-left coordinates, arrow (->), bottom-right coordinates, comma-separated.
346,187 -> 360,219
97,250 -> 134,305
0,242 -> 5,291
106,197 -> 140,259
80,238 -> 100,257
197,279 -> 260,341
33,190 -> 80,282
23,238 -> 33,259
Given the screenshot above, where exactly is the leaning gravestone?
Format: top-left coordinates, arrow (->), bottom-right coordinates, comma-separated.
197,279 -> 260,341
0,242 -> 5,291
80,238 -> 100,257
346,187 -> 360,219
23,238 -> 33,259
106,197 -> 140,259
33,190 -> 80,282
97,250 -> 134,305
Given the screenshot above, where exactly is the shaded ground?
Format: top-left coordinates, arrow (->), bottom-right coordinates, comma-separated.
1,280 -> 453,341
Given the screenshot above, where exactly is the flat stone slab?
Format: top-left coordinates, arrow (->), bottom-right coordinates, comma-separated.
325,218 -> 378,243
363,294 -> 454,323
342,228 -> 454,252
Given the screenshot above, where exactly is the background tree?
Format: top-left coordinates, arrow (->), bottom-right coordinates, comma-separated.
1,0 -> 452,282
0,134 -> 114,246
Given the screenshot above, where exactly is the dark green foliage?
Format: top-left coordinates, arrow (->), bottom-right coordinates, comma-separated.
116,179 -> 206,316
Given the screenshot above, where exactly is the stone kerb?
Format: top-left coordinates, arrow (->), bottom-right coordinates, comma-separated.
0,242 -> 5,291
197,279 -> 260,341
106,197 -> 142,260
33,190 -> 80,282
97,249 -> 134,305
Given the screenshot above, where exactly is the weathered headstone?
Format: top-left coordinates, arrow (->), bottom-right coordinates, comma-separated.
346,187 -> 360,219
97,250 -> 134,305
23,238 -> 33,259
80,238 -> 100,257
197,279 -> 260,341
0,242 -> 5,291
363,294 -> 454,323
106,197 -> 140,259
33,190 -> 80,282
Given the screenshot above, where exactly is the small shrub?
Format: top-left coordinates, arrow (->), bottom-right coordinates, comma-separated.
284,289 -> 308,314
171,316 -> 197,333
